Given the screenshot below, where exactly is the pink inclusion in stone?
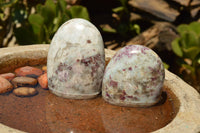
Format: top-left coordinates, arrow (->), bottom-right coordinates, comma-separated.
113,45 -> 150,63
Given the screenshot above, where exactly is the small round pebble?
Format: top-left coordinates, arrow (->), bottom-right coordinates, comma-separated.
13,87 -> 38,97
0,73 -> 15,81
12,77 -> 38,88
0,76 -> 13,94
15,66 -> 43,78
42,66 -> 47,72
38,73 -> 48,89
102,45 -> 165,107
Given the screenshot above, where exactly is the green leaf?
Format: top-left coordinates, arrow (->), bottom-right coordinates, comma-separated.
180,31 -> 199,48
69,5 -> 90,20
177,24 -> 189,36
36,0 -> 56,26
189,22 -> 200,35
36,4 -> 43,13
118,0 -> 128,7
52,12 -> 64,33
0,0 -> 18,8
171,38 -> 183,57
183,46 -> 200,60
131,24 -> 140,34
198,58 -> 200,64
45,0 -> 56,13
55,0 -> 70,29
163,62 -> 169,69
28,14 -> 44,34
57,0 -> 67,13
112,6 -> 124,13
102,27 -> 117,33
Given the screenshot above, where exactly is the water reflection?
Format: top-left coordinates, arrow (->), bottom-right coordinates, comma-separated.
100,92 -> 168,133
45,93 -> 106,133
0,85 -> 176,133
44,90 -> 173,133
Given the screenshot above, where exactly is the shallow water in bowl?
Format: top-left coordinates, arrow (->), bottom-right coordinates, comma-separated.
0,83 -> 178,133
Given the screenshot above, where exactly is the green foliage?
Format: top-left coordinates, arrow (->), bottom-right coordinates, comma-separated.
163,62 -> 169,69
171,22 -> 200,78
102,0 -> 140,39
69,5 -> 90,20
0,0 -> 90,46
0,0 -> 18,8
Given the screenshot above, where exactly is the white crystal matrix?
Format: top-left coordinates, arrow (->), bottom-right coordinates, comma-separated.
102,45 -> 165,107
47,18 -> 105,99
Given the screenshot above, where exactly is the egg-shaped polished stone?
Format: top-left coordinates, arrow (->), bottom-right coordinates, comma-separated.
102,45 -> 165,107
47,18 -> 105,99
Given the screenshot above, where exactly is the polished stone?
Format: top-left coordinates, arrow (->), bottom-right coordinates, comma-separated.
102,45 -> 165,107
47,18 -> 105,99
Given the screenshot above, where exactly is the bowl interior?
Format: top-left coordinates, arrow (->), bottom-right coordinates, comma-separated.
0,55 -> 180,133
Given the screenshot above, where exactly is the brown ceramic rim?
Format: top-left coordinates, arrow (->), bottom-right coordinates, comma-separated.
0,45 -> 200,133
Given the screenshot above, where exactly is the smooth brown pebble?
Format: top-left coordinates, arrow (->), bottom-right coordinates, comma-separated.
0,76 -> 13,94
15,66 -> 43,78
13,87 -> 38,97
38,73 -> 48,89
42,66 -> 47,72
0,73 -> 15,81
12,77 -> 37,88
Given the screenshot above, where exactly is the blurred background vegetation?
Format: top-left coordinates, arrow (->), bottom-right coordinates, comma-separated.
0,0 -> 89,46
0,0 -> 200,91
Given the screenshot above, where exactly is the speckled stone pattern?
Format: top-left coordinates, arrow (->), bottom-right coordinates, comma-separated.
47,18 -> 105,99
102,45 -> 165,107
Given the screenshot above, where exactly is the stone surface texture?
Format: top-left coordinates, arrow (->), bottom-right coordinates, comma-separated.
47,19 -> 105,99
0,73 -> 15,81
0,45 -> 200,132
102,45 -> 165,107
0,76 -> 13,94
13,87 -> 38,97
15,66 -> 43,78
11,77 -> 37,88
38,73 -> 48,89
